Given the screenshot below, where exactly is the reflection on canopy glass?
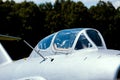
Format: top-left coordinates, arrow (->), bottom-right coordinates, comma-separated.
86,30 -> 103,47
38,34 -> 54,49
54,29 -> 82,49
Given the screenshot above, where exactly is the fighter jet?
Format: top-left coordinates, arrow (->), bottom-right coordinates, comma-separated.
0,28 -> 120,80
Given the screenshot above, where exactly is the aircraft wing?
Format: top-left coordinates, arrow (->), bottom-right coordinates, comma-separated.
0,34 -> 21,41
0,34 -> 21,66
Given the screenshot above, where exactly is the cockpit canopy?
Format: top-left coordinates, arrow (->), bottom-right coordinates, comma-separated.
30,28 -> 106,57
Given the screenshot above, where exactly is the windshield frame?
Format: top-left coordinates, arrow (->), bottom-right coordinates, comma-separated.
74,28 -> 107,50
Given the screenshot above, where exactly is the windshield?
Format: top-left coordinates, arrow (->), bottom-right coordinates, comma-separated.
53,29 -> 82,50
38,34 -> 54,49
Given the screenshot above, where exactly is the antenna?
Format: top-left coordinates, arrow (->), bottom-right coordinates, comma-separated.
23,40 -> 46,61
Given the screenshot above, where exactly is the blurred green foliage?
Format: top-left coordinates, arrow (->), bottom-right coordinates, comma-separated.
0,0 -> 120,59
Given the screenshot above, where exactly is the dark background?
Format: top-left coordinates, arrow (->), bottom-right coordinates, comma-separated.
0,0 -> 120,60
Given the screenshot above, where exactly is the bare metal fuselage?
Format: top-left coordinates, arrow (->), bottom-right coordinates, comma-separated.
0,49 -> 120,80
